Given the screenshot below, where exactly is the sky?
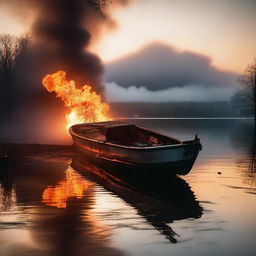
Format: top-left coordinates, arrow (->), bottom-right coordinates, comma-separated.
0,0 -> 255,102
96,0 -> 256,73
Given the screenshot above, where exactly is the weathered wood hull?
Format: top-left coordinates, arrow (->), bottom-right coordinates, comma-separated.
70,124 -> 201,176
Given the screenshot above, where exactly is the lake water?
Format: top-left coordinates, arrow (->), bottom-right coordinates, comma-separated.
0,119 -> 255,256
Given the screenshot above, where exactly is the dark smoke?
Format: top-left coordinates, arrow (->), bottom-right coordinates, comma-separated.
31,0 -> 104,91
0,0 -> 131,90
1,0 -> 131,90
0,0 -> 130,144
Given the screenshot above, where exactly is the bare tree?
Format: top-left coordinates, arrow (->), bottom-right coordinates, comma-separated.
0,33 -> 30,118
232,58 -> 256,120
0,33 -> 29,84
86,0 -> 109,10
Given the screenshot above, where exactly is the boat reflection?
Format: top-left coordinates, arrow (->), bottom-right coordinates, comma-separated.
71,156 -> 203,243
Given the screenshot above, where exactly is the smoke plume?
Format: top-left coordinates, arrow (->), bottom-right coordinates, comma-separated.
0,0 -> 130,144
31,0 -> 103,91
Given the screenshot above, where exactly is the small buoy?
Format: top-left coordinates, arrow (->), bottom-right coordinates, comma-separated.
217,171 -> 222,175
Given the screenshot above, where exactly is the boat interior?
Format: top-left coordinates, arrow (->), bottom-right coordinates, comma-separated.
72,122 -> 181,147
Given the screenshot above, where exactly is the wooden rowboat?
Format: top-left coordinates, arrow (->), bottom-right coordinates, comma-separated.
69,121 -> 202,176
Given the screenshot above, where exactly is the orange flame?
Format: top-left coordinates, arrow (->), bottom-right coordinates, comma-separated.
42,71 -> 110,129
42,166 -> 93,208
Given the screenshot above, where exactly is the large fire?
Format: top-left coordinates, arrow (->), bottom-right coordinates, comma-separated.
42,71 -> 111,129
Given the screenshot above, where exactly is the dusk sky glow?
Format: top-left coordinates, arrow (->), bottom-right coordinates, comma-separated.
1,0 -> 255,73
95,0 -> 256,73
0,0 -> 255,102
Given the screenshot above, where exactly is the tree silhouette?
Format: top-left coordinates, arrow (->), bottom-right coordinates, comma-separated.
232,58 -> 256,120
0,33 -> 30,119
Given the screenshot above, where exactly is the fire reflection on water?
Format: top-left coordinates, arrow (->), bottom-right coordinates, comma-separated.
1,120 -> 256,256
42,166 -> 93,208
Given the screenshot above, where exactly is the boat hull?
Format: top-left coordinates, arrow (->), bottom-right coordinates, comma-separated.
70,133 -> 201,176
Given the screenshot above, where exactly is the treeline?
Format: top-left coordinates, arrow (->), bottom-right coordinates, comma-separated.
109,101 -> 242,118
0,33 -> 30,120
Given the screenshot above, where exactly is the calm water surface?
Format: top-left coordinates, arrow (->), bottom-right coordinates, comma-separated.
0,119 -> 255,256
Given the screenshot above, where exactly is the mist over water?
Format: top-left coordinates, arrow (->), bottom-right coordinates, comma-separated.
0,119 -> 255,256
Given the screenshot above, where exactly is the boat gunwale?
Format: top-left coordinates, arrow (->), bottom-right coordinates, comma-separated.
69,123 -> 200,151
